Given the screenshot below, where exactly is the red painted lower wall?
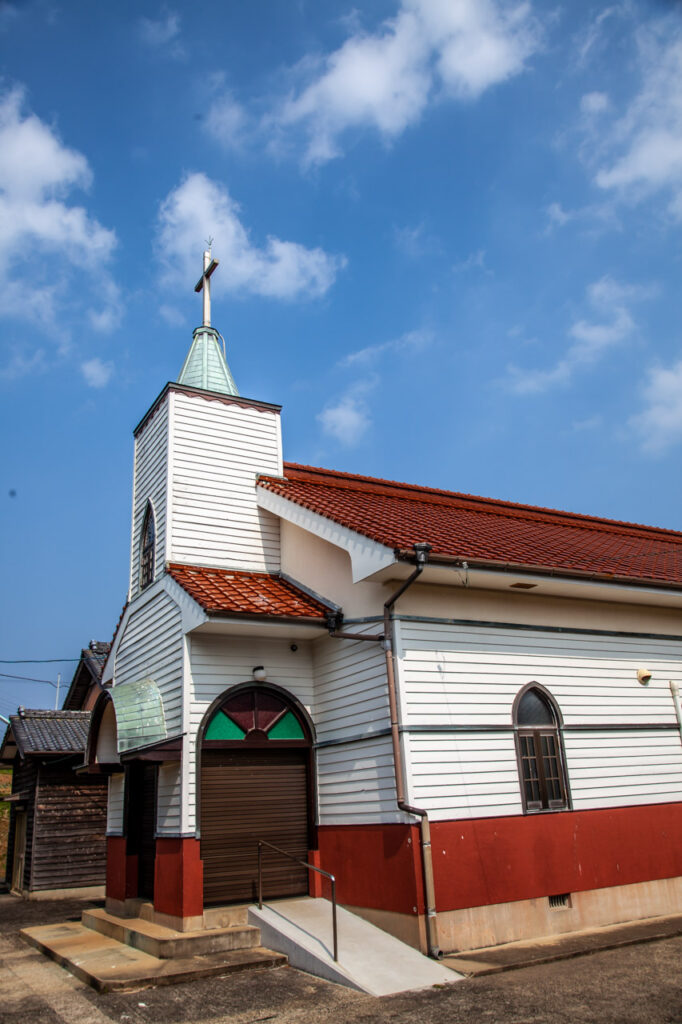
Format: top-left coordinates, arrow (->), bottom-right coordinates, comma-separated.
154,838 -> 203,919
112,802 -> 682,920
105,836 -> 138,901
432,802 -> 682,911
317,823 -> 425,914
319,802 -> 682,917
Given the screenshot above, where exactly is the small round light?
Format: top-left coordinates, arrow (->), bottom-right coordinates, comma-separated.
252,665 -> 267,682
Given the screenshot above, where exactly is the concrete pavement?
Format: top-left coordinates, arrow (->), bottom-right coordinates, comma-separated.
2,895 -> 682,1023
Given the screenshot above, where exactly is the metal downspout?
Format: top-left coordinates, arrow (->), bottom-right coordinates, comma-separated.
382,543 -> 441,959
670,681 -> 682,745
327,542 -> 441,958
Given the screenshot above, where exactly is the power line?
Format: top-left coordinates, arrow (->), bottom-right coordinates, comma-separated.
0,672 -> 58,687
0,658 -> 79,664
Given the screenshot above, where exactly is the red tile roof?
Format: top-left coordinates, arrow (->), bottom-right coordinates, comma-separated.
167,563 -> 330,619
257,464 -> 682,588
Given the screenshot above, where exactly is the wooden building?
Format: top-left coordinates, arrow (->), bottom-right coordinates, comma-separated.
1,645 -> 109,897
86,257 -> 682,953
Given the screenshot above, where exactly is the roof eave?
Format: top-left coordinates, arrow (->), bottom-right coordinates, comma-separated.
203,609 -> 328,627
398,549 -> 682,594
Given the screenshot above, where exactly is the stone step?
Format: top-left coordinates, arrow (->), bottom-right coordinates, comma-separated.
22,921 -> 287,993
82,907 -> 261,958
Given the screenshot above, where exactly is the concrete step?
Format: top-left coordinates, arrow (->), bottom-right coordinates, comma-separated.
82,907 -> 261,958
21,921 -> 287,993
202,904 -> 250,929
249,897 -> 463,996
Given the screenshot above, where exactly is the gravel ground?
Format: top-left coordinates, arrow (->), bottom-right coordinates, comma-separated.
1,895 -> 681,1024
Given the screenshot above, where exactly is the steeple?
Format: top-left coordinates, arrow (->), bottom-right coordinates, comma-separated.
177,248 -> 239,396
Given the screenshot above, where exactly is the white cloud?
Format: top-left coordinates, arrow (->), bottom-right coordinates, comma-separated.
205,93 -> 248,150
575,5 -> 622,66
81,357 -> 114,388
0,346 -> 48,381
317,380 -> 375,445
270,0 -> 541,165
506,276 -> 644,395
581,91 -> 610,115
157,172 -> 346,300
592,19 -> 682,217
159,303 -> 186,327
339,328 -> 433,368
630,358 -> 682,455
452,248 -> 490,273
393,222 -> 431,258
545,201 -> 573,229
138,10 -> 184,58
0,86 -> 120,347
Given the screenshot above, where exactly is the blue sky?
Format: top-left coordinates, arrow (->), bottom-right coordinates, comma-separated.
1,0 -> 682,712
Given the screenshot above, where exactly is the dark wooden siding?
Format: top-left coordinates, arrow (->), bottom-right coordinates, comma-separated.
31,760 -> 108,891
201,749 -> 309,905
6,757 -> 38,890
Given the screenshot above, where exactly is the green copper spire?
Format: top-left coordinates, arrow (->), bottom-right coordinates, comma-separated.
177,325 -> 239,395
177,247 -> 239,395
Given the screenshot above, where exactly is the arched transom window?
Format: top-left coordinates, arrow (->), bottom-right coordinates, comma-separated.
203,687 -> 309,744
139,502 -> 155,590
514,685 -> 568,813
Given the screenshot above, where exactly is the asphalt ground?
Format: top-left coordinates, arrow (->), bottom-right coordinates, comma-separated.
1,896 -> 681,1024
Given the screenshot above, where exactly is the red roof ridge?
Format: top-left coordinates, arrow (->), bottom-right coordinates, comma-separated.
263,462 -> 682,542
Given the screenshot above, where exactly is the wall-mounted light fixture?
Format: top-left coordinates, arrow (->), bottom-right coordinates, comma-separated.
252,665 -> 267,682
637,668 -> 652,686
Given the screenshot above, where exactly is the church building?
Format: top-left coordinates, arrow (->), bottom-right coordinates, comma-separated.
87,252 -> 682,955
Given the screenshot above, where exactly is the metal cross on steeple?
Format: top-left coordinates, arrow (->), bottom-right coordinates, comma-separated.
194,245 -> 220,327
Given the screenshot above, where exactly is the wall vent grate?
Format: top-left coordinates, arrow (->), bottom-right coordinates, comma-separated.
548,893 -> 571,910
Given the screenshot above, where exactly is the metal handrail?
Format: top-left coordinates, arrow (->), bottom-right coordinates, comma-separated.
256,839 -> 338,961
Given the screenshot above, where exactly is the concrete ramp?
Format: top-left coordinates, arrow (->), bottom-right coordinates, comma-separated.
249,898 -> 462,996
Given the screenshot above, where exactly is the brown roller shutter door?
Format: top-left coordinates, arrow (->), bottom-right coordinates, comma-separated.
201,749 -> 309,905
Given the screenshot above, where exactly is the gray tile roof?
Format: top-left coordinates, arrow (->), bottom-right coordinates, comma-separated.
9,710 -> 91,756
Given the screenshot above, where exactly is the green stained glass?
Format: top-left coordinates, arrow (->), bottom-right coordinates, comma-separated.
205,710 -> 246,740
267,710 -> 304,740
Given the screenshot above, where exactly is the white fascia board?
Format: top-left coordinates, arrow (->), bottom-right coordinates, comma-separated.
257,486 -> 396,583
426,563 -> 682,608
102,574 -> 207,685
163,573 -> 208,633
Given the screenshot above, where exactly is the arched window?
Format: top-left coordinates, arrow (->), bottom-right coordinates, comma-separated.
514,684 -> 569,812
139,502 -> 155,590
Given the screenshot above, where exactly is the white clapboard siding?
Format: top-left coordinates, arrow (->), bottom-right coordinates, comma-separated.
107,773 -> 125,835
317,736 -> 403,824
114,592 -> 184,736
310,634 -> 399,823
397,619 -> 682,817
169,392 -> 281,571
312,632 -> 389,742
186,633 -> 315,832
130,397 -> 168,596
565,731 -> 682,809
407,733 -> 523,820
156,762 -> 182,835
399,622 -> 682,726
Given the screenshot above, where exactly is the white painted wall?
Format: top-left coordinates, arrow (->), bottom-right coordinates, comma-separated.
130,397 -> 169,598
187,633 -> 314,832
157,761 -> 182,836
397,619 -> 682,820
169,391 -> 282,572
114,589 -> 184,736
107,773 -> 125,835
312,629 -> 405,824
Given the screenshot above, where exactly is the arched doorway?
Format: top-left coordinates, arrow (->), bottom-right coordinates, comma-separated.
199,684 -> 314,905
